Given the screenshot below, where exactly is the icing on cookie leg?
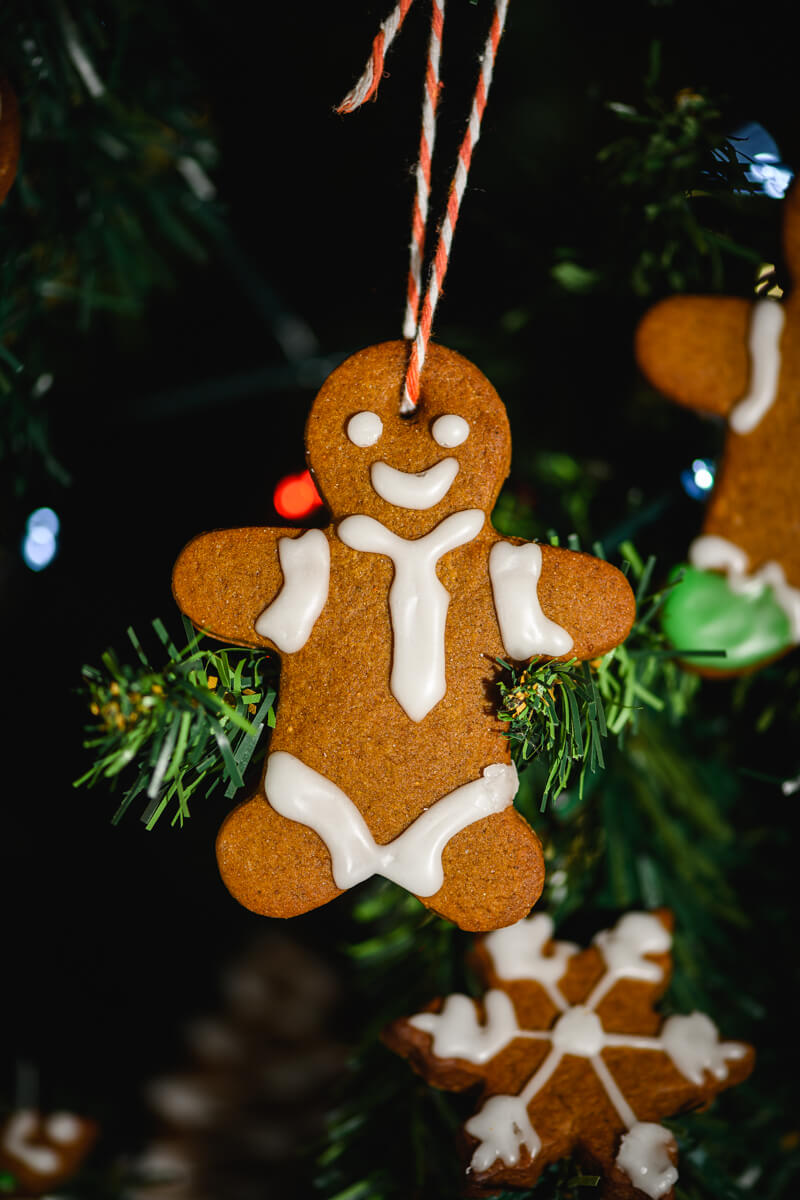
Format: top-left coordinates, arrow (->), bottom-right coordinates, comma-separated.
264,751 -> 516,895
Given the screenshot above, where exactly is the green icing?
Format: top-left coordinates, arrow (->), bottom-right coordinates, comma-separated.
662,564 -> 793,672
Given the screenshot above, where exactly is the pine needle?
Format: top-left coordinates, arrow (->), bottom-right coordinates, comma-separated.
497,543 -> 701,809
75,617 -> 276,828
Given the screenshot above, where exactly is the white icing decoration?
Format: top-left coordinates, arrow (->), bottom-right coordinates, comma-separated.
411,912 -> 743,1180
45,1113 -> 83,1144
370,456 -> 459,510
410,990 -> 528,1064
265,751 -> 517,896
730,299 -> 785,434
587,911 -> 671,1007
465,1094 -> 541,1172
489,542 -> 573,660
551,1006 -> 604,1056
616,1122 -> 678,1199
432,413 -> 470,447
689,534 -> 800,640
661,1012 -> 748,1086
484,914 -> 578,1011
337,510 -> 484,721
346,410 -> 383,447
1,1110 -> 61,1176
254,529 -> 330,652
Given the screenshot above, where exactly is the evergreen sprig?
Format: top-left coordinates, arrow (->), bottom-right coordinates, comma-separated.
75,617 -> 276,829
1,1 -> 223,495
498,541 -> 700,809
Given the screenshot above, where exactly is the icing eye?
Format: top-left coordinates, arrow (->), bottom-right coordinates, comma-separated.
347,411 -> 383,447
432,414 -> 469,448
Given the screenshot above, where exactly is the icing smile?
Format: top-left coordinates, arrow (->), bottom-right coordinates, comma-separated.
370,456 -> 459,509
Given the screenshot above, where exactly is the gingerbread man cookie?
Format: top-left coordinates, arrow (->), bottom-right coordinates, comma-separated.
384,910 -> 753,1197
636,182 -> 800,673
0,1109 -> 97,1196
173,342 -> 635,930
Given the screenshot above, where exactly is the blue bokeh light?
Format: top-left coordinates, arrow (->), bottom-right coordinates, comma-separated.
22,506 -> 60,571
722,121 -> 794,199
680,458 -> 716,501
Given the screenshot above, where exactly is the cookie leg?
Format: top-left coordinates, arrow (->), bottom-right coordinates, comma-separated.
216,792 -> 343,918
425,807 -> 545,932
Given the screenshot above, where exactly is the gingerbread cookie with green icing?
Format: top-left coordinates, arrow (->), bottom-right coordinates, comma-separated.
173,342 -> 635,931
636,182 -> 800,673
384,910 -> 754,1197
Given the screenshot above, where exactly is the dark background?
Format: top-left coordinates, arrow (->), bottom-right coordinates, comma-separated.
3,0 -> 799,1185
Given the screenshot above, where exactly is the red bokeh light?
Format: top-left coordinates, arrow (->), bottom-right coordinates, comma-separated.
273,468 -> 323,519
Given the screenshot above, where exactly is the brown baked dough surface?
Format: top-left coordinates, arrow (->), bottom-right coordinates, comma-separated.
173,341 -> 635,930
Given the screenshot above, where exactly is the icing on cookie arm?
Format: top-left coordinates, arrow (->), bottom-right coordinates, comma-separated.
532,544 -> 636,661
173,526 -> 327,650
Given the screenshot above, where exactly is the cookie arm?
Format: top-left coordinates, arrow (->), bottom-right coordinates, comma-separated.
536,546 -> 636,661
635,295 -> 752,417
172,526 -> 308,649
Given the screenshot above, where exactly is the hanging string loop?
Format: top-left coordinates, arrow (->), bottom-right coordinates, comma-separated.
339,0 -> 510,412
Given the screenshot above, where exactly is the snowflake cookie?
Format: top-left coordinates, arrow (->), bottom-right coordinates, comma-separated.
383,910 -> 754,1197
173,342 -> 635,931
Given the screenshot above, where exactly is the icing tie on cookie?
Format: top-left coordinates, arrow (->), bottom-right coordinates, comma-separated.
730,298 -> 785,434
337,509 -> 484,721
265,752 -> 517,895
489,542 -> 573,659
254,529 -> 330,652
689,534 -> 800,640
370,456 -> 459,509
408,911 -> 747,1189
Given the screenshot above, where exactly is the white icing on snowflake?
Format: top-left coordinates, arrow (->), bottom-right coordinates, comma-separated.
465,1093 -> 541,1172
410,990 -> 530,1064
661,1012 -> 749,1085
616,1122 -> 678,1198
408,912 -> 748,1194
483,913 -> 578,1010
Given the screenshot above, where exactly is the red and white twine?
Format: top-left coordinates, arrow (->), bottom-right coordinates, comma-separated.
339,0 -> 510,412
336,0 -> 416,114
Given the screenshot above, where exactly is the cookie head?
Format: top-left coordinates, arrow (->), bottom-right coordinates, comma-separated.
305,341 -> 511,536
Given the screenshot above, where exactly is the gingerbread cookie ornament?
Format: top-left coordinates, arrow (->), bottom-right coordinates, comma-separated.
636,181 -> 800,673
173,342 -> 635,930
384,910 -> 753,1197
0,1109 -> 97,1196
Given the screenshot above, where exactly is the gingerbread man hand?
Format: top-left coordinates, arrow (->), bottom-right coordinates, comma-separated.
173,342 -> 635,931
636,181 -> 800,673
